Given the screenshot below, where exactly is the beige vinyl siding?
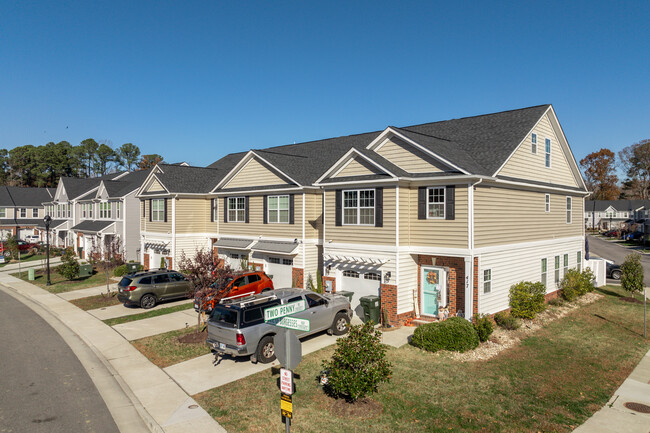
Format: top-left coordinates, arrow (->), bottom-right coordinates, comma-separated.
175,198 -> 211,234
218,194 -> 304,238
397,251 -> 417,314
399,185 -> 469,248
174,235 -> 211,265
224,158 -> 288,189
302,244 -> 322,287
2,208 -> 15,218
147,178 -> 166,192
323,187 -> 396,245
141,198 -> 171,233
376,137 -> 445,173
499,113 -> 579,187
474,186 -> 583,247
304,192 -> 323,240
332,157 -> 382,178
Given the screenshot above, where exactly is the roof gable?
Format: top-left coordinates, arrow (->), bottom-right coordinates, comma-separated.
332,156 -> 385,178
217,152 -> 298,191
374,135 -> 452,173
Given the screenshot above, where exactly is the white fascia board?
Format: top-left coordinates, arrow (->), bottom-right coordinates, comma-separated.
315,178 -> 399,188
546,106 -> 588,190
367,127 -> 471,175
213,186 -> 306,196
135,174 -> 170,198
213,151 -> 301,192
315,148 -> 397,184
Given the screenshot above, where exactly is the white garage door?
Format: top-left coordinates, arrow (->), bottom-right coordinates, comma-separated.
340,269 -> 381,315
266,256 -> 294,288
218,250 -> 248,271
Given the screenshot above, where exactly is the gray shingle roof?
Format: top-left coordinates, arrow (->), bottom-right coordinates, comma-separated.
215,238 -> 254,249
152,164 -> 224,194
251,240 -> 300,254
60,172 -> 124,200
0,186 -> 55,206
103,169 -> 153,198
207,104 -> 556,185
71,220 -> 115,233
585,200 -> 650,212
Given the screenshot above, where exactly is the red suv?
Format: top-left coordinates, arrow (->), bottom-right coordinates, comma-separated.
194,271 -> 274,313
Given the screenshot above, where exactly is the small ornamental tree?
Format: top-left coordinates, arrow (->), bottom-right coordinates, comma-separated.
4,235 -> 19,259
621,253 -> 644,295
179,248 -> 233,332
57,247 -> 80,280
88,235 -> 125,294
322,321 -> 391,402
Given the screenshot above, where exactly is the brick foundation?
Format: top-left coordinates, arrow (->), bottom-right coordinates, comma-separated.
292,268 -> 304,288
322,276 -> 336,293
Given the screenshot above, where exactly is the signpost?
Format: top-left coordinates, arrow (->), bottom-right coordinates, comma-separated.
274,316 -> 310,332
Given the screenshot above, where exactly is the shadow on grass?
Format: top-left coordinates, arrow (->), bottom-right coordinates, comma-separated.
595,287 -> 624,298
594,314 -> 643,338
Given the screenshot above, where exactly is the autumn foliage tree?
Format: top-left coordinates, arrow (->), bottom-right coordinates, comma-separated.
619,139 -> 650,199
580,148 -> 620,200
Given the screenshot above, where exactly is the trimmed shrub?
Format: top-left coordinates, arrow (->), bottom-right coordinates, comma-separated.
621,253 -> 644,294
57,247 -> 80,281
561,268 -> 596,301
509,281 -> 546,319
322,321 -> 391,402
472,314 -> 494,342
494,311 -> 521,330
113,264 -> 127,277
411,317 -> 479,353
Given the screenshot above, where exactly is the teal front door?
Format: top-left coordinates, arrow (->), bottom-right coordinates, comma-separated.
421,267 -> 445,317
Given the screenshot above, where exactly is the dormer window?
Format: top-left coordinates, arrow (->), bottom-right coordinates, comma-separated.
531,133 -> 537,154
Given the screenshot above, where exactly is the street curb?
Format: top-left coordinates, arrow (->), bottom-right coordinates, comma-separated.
0,282 -> 160,433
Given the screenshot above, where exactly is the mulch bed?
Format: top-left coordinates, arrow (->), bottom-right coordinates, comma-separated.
620,296 -> 644,304
177,329 -> 207,344
328,397 -> 383,418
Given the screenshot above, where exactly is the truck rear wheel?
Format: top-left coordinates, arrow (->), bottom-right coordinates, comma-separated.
256,335 -> 276,364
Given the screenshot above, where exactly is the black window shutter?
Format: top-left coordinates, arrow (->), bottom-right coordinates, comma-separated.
245,196 -> 249,223
418,187 -> 426,220
445,185 -> 455,220
223,197 -> 227,223
164,198 -> 168,222
263,195 -> 268,224
149,199 -> 152,222
375,187 -> 383,227
289,194 -> 295,225
210,198 -> 214,223
335,189 -> 342,226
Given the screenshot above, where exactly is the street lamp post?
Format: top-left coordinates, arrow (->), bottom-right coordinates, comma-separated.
44,215 -> 51,286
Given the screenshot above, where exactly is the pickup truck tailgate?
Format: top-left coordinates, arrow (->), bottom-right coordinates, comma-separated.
207,306 -> 240,348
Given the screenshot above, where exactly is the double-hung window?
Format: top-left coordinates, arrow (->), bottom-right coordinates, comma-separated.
343,189 -> 374,225
563,254 -> 569,277
20,208 -> 26,218
566,197 -> 572,223
483,269 -> 492,294
427,187 -> 445,219
151,199 -> 165,222
577,251 -> 582,272
545,194 -> 550,213
82,204 -> 87,218
531,133 -> 537,154
554,255 -> 560,285
100,202 -> 111,219
268,195 -> 289,223
0,208 -> 5,218
541,258 -> 547,287
66,204 -> 71,218
88,203 -> 93,219
228,197 -> 246,222
32,208 -> 38,217
116,202 -> 120,219
545,138 -> 551,167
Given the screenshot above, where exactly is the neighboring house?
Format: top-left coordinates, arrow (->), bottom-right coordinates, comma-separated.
136,164 -> 224,270
42,172 -> 128,249
70,170 -> 151,261
584,200 -> 650,230
0,186 -> 55,241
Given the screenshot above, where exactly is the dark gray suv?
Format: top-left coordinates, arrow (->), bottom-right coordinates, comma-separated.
117,269 -> 191,309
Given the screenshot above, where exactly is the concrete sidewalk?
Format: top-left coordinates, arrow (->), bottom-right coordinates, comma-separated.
58,282 -> 118,300
113,309 -> 197,341
0,256 -> 62,273
88,299 -> 192,321
574,348 -> 650,433
0,272 -> 226,433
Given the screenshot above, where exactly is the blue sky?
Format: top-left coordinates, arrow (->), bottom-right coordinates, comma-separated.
1,1 -> 648,170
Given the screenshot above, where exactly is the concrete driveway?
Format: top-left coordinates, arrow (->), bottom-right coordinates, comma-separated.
588,235 -> 650,286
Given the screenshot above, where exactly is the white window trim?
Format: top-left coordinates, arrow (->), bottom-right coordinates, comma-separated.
545,138 -> 552,168
483,268 -> 492,294
0,208 -> 5,218
267,194 -> 290,224
116,202 -> 121,219
563,253 -> 569,276
151,199 -> 165,222
566,196 -> 572,224
426,186 -> 446,220
32,208 -> 38,218
342,189 -> 375,226
20,208 -> 26,218
541,258 -> 547,287
531,133 -> 537,154
577,251 -> 582,272
554,255 -> 561,285
227,196 -> 246,223
545,194 -> 550,213
212,200 -> 218,222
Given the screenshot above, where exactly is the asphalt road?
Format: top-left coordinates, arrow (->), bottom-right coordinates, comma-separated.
587,234 -> 650,286
0,289 -> 119,433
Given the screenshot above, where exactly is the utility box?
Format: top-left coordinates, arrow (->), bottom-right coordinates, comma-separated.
28,268 -> 35,281
78,264 -> 93,278
126,263 -> 140,274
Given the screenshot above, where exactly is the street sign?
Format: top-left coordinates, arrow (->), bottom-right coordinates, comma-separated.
264,300 -> 306,322
274,329 -> 302,370
280,393 -> 292,419
280,368 -> 293,395
275,316 -> 310,332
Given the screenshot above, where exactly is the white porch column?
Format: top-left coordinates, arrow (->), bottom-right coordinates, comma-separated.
464,256 -> 474,320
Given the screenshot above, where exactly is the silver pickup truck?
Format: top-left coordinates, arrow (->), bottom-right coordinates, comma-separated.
206,288 -> 352,363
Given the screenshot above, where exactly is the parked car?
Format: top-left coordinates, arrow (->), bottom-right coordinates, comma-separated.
603,229 -> 620,237
606,262 -> 622,280
624,231 -> 644,241
117,269 -> 192,309
0,240 -> 38,256
206,288 -> 352,363
194,270 -> 274,313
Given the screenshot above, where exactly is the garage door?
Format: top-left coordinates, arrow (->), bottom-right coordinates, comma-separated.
218,250 -> 247,271
340,269 -> 381,316
266,256 -> 293,288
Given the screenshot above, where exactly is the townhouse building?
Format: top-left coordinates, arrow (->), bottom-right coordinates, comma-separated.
584,200 -> 650,230
0,186 -> 55,241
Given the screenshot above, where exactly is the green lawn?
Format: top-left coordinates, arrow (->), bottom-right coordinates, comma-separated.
132,327 -> 211,368
0,253 -> 47,268
104,302 -> 194,327
194,286 -> 650,433
70,293 -> 122,310
12,268 -> 114,293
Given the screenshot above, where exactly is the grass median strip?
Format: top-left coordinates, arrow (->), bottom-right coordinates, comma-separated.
194,285 -> 650,433
12,269 -> 114,293
132,326 -> 211,368
70,293 -> 122,310
103,302 -> 194,327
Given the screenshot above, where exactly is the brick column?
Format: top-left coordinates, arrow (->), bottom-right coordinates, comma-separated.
292,268 -> 304,288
